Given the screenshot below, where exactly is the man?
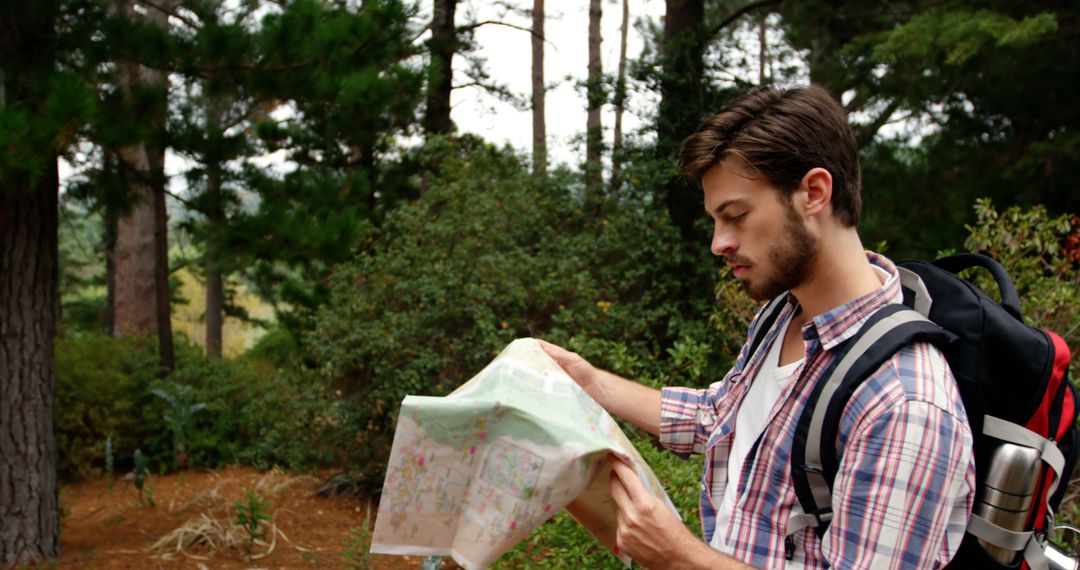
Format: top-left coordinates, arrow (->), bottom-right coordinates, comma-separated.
541,85 -> 975,569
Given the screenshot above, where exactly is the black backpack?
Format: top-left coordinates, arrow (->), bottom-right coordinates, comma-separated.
747,254 -> 1078,569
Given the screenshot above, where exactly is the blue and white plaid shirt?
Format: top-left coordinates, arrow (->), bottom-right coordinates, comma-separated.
660,252 -> 975,569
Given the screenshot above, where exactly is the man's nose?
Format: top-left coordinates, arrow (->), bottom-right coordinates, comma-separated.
711,225 -> 736,257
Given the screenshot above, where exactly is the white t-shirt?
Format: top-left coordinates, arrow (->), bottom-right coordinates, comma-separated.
710,316 -> 803,551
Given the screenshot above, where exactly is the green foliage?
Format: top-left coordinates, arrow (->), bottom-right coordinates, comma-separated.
963,199 -> 1079,369
55,331 -> 339,479
54,332 -> 161,479
342,525 -> 375,570
310,136 -> 725,481
234,487 -> 273,549
133,448 -> 154,507
150,383 -> 207,468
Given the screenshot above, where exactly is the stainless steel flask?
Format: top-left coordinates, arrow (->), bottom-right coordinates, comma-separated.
975,442 -> 1043,564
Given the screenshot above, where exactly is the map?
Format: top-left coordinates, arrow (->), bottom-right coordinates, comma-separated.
370,338 -> 679,569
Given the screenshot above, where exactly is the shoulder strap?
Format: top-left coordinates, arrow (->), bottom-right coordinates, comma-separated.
746,294 -> 788,364
788,303 -> 952,537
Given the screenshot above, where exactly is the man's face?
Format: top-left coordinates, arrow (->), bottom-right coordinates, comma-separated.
702,161 -> 819,301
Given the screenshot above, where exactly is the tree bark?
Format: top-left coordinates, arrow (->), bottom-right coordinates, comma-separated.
205,248 -> 224,357
531,0 -> 546,177
112,0 -> 174,372
0,8 -> 60,563
658,0 -> 706,244
758,14 -> 767,84
423,0 -> 457,137
113,143 -> 158,338
585,0 -> 603,204
0,160 -> 61,569
204,100 -> 225,358
610,0 -> 630,194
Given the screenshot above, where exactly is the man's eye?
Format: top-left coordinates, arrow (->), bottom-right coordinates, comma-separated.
727,212 -> 747,224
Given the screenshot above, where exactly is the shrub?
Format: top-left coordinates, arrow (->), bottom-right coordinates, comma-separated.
309,136 -> 724,481
56,331 -> 337,479
55,332 -> 160,479
963,199 -> 1080,371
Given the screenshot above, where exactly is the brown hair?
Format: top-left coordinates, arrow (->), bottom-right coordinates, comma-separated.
678,85 -> 862,227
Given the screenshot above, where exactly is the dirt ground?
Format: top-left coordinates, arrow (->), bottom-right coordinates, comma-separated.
58,465 -> 460,569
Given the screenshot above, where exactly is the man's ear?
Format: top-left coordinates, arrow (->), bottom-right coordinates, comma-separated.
801,167 -> 833,218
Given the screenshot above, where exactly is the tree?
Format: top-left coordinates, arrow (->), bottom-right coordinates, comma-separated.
585,0 -> 603,203
777,1 -> 1080,256
232,0 -> 424,330
657,0 -> 705,246
610,0 -> 629,193
0,0 -> 92,562
166,2 -> 266,358
423,0 -> 458,137
531,0 -> 546,177
110,0 -> 175,371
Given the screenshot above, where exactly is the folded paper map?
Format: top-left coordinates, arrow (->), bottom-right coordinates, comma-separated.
370,338 -> 679,569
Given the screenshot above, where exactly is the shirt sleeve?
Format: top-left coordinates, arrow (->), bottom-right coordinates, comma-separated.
822,368 -> 975,569
658,301 -> 769,458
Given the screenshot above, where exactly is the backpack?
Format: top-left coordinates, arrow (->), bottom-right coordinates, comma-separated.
747,253 -> 1078,569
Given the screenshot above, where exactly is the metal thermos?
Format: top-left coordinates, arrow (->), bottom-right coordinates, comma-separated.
1048,542 -> 1080,570
975,442 -> 1044,564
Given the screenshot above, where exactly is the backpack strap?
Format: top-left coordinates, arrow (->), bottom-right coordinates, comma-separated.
746,293 -> 789,364
787,303 -> 951,538
930,253 -> 1023,322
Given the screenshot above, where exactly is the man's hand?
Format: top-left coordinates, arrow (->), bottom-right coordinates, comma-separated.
609,456 -> 754,570
538,340 -> 607,403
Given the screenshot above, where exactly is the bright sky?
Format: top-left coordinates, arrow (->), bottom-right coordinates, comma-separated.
451,0 -> 665,168
60,0 -> 664,191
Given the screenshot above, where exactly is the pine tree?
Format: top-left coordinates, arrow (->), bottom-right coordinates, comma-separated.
0,0 -> 94,563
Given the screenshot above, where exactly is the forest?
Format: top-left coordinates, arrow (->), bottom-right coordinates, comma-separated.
1,0 -> 1079,567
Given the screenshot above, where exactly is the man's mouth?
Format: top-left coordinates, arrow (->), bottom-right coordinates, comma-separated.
729,263 -> 750,278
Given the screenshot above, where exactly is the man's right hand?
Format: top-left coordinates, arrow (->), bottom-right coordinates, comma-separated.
538,338 -> 662,437
538,339 -> 607,404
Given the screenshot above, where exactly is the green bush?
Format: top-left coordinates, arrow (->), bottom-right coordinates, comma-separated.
963,199 -> 1080,371
55,332 -> 160,479
309,136 -> 724,481
56,330 -> 338,479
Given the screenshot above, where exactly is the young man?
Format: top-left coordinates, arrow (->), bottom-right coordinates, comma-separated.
541,85 -> 975,569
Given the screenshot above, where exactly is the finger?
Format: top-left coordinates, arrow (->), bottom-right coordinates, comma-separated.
538,339 -> 570,359
609,465 -> 633,510
608,455 -> 649,504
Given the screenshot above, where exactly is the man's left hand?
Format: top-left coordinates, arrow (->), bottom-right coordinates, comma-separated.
608,456 -> 756,569
608,454 -> 696,568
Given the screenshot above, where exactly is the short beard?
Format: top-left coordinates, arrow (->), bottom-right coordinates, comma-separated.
742,202 -> 819,301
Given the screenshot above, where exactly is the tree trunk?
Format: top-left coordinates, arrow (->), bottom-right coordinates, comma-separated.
423,0 -> 457,137
610,0 -> 629,194
758,15 -> 767,84
204,100 -> 225,358
585,0 -> 603,205
0,160 -> 61,569
104,153 -> 118,336
113,0 -> 174,372
531,0 -> 546,177
658,0 -> 706,245
147,1 -> 173,372
205,249 -> 224,357
0,8 -> 60,562
113,143 -> 158,338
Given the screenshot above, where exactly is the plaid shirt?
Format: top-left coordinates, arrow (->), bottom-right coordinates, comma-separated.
660,253 -> 975,569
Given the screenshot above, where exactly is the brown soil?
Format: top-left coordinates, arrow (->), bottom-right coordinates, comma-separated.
57,465 -> 460,569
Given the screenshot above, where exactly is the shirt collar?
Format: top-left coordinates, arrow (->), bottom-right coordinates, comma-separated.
803,251 -> 901,351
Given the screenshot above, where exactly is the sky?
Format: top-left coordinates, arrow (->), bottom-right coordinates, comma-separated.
59,0 -> 665,191
449,0 -> 665,168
